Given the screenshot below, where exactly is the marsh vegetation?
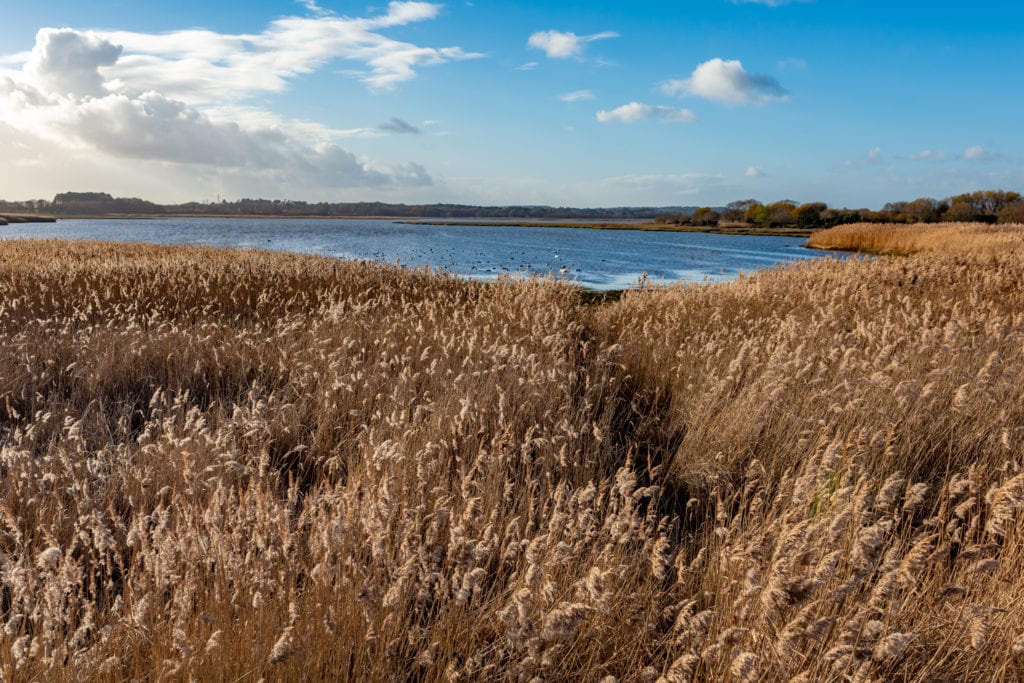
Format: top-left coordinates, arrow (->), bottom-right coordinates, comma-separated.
1,226 -> 1024,680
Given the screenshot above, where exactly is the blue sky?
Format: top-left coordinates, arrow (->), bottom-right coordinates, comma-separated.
1,1 -> 1021,208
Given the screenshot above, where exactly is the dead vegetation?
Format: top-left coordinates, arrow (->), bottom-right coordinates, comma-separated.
2,231 -> 1024,681
807,220 -> 1024,255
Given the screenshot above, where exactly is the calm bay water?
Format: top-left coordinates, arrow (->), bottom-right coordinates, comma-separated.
1,218 -> 841,290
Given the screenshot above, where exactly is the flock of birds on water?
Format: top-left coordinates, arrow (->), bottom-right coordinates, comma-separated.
339,245 -> 589,282
245,233 -> 727,289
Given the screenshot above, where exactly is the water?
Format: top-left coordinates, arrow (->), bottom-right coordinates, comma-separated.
0,218 -> 841,290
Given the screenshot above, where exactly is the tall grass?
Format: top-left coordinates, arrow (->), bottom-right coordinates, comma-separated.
2,233 -> 1024,680
807,220 -> 1024,255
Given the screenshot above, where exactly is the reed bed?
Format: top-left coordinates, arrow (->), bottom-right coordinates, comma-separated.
807,220 -> 1024,255
1,232 -> 1024,681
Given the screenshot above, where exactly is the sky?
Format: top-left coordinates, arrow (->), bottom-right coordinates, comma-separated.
0,1 -> 1022,209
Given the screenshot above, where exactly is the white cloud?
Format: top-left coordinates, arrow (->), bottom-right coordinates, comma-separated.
203,105 -> 379,140
0,4 -> 467,191
296,0 -> 330,16
745,166 -> 764,177
777,57 -> 807,70
662,58 -> 787,106
371,1 -> 443,27
0,85 -> 426,186
845,147 -> 883,167
596,102 -> 696,123
379,117 -> 421,134
17,2 -> 484,101
964,145 -> 989,160
527,30 -> 618,59
26,30 -> 123,98
729,0 -> 813,5
0,51 -> 31,66
560,89 -> 594,102
907,149 -> 947,161
514,61 -> 539,71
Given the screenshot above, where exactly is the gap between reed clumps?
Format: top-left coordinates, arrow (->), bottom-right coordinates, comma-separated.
1,227 -> 1024,681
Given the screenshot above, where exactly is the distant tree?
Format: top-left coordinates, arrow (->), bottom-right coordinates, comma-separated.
881,201 -> 908,223
794,202 -> 827,229
903,197 -> 944,223
997,200 -> 1024,224
945,190 -> 1022,223
945,197 -> 984,223
53,192 -> 113,204
765,201 -> 797,227
973,190 -> 1021,214
8,188 -> 1023,224
722,199 -> 760,222
691,207 -> 720,227
744,201 -> 768,225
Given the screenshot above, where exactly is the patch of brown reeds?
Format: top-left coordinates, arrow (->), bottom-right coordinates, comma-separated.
2,233 -> 1024,681
807,220 -> 1024,255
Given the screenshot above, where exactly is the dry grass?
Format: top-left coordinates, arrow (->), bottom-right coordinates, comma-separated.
807,220 -> 1024,255
2,234 -> 1024,681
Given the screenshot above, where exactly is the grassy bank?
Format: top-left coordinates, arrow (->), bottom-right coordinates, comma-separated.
2,236 -> 1024,680
0,214 -> 57,224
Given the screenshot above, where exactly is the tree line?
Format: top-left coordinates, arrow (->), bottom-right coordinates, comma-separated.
657,190 -> 1024,229
0,193 -> 693,221
1,190 -> 1022,227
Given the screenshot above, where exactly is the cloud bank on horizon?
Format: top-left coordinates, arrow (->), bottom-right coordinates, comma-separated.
0,0 -> 1017,207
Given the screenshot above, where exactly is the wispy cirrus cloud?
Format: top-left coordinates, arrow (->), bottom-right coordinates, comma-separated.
596,102 -> 696,124
560,89 -> 595,102
903,146 -> 1001,163
729,0 -> 814,6
296,0 -> 330,16
527,30 -> 618,59
901,146 -> 1003,163
777,57 -> 807,70
663,58 -> 788,106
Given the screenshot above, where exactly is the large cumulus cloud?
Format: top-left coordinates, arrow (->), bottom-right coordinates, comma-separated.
0,3 -> 474,191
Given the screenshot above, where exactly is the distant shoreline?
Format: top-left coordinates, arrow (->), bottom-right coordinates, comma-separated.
396,219 -> 815,237
0,214 -> 58,225
1,213 -> 815,238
